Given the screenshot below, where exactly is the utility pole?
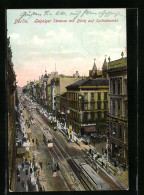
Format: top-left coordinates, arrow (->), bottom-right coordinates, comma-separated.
55,63 -> 56,72
106,136 -> 109,172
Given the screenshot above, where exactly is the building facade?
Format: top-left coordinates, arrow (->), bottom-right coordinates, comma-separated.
7,37 -> 17,191
66,78 -> 109,136
107,54 -> 128,168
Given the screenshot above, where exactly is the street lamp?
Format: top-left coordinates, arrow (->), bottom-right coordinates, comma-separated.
65,109 -> 70,134
106,136 -> 109,172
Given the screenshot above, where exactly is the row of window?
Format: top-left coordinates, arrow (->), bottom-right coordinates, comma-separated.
110,77 -> 127,95
67,92 -> 108,101
69,111 -> 79,121
83,101 -> 108,111
82,111 -> 107,121
84,92 -> 108,101
110,98 -> 128,117
69,111 -> 107,122
110,77 -> 122,94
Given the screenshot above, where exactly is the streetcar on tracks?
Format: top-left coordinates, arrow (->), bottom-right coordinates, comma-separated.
43,129 -> 53,148
79,163 -> 110,191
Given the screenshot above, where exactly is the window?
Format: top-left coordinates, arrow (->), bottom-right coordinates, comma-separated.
76,93 -> 77,100
110,79 -> 113,93
112,99 -> 115,115
125,101 -> 128,117
97,92 -> 101,100
110,121 -> 113,132
97,112 -> 101,120
104,102 -> 108,110
91,93 -> 95,101
112,122 -> 116,137
118,78 -> 122,94
113,79 -> 115,94
97,101 -> 101,110
124,79 -> 127,95
104,111 -> 107,119
84,103 -> 88,110
84,93 -> 88,101
118,100 -> 122,115
119,125 -> 122,138
83,112 -> 88,122
104,92 -> 107,100
90,103 -> 95,110
91,112 -> 95,120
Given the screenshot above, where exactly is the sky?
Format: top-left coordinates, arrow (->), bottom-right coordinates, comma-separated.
7,9 -> 126,87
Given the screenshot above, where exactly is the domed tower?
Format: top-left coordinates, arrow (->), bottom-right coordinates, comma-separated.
102,55 -> 108,78
44,68 -> 48,78
89,59 -> 97,78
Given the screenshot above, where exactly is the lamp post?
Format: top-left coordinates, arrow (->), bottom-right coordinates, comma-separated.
106,136 -> 109,172
66,109 -> 70,135
79,94 -> 82,136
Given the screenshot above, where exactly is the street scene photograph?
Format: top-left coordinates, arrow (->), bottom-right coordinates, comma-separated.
7,8 -> 128,192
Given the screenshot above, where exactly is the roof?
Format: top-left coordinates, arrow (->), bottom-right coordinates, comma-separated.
108,57 -> 127,70
92,62 -> 97,71
66,78 -> 109,90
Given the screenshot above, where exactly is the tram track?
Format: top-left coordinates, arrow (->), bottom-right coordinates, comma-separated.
33,114 -> 84,191
31,108 -> 124,191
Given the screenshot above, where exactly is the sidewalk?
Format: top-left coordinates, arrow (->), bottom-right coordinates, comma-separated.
74,140 -> 128,190
57,128 -> 128,190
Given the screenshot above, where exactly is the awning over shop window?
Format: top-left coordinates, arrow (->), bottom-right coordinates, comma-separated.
84,126 -> 96,133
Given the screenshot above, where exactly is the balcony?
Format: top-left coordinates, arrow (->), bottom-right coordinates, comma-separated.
109,135 -> 127,147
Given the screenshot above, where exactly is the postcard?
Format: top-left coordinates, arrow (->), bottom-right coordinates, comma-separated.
7,8 -> 128,192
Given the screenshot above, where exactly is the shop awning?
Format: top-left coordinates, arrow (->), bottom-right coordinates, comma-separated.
84,126 -> 96,133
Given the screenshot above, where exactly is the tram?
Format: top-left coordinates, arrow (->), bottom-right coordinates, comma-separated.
43,130 -> 53,148
79,163 -> 110,191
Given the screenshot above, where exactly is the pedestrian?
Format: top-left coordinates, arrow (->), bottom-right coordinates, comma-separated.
102,147 -> 104,154
96,164 -> 98,173
42,186 -> 45,191
30,167 -> 32,174
22,162 -> 24,169
26,169 -> 28,175
17,175 -> 20,182
21,180 -> 24,188
17,168 -> 20,175
101,161 -> 104,168
39,185 -> 42,192
40,162 -> 43,169
56,162 -> 60,171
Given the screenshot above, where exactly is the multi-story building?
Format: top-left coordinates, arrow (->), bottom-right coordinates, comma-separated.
50,76 -> 83,119
107,53 -> 128,168
57,77 -> 83,121
35,80 -> 42,104
47,71 -> 58,113
66,78 -> 109,136
40,71 -> 49,108
27,81 -> 34,99
7,37 -> 17,191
